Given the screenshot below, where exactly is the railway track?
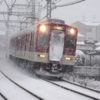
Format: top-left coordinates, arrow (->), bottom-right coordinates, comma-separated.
40,77 -> 100,100
0,70 -> 44,100
1,65 -> 100,100
0,93 -> 8,100
62,79 -> 100,93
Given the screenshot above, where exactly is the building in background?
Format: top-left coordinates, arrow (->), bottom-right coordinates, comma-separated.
77,32 -> 85,42
72,21 -> 100,41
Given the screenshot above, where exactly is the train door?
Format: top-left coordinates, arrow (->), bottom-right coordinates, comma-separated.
49,30 -> 64,62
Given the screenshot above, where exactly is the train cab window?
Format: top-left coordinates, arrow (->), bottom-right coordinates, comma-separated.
37,25 -> 50,47
64,34 -> 75,49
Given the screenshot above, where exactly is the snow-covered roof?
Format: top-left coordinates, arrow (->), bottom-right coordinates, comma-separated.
95,46 -> 100,51
80,21 -> 100,26
77,41 -> 84,45
95,42 -> 100,46
76,50 -> 85,57
78,32 -> 85,37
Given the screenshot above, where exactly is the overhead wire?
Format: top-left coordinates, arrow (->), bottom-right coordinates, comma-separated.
39,14 -> 47,22
36,0 -> 43,4
52,0 -> 62,4
38,0 -> 62,18
9,0 -> 85,28
54,0 -> 85,8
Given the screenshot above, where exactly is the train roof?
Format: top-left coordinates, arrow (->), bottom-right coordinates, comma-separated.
39,19 -> 65,24
10,19 -> 67,39
11,24 -> 38,39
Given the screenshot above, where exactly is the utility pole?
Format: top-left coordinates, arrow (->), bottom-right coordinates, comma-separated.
46,0 -> 52,19
3,0 -> 17,58
32,0 -> 35,24
28,0 -> 41,24
45,0 -> 85,19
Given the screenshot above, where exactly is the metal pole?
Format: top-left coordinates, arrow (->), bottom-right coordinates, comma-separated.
3,0 -> 16,58
6,8 -> 10,58
32,0 -> 35,24
46,0 -> 52,19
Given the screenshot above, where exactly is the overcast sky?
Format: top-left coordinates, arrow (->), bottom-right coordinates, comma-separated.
0,0 -> 100,35
52,0 -> 100,24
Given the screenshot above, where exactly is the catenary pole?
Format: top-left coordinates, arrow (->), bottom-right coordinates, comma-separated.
3,0 -> 17,58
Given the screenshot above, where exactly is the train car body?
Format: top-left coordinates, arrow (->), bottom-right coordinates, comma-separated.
9,19 -> 78,78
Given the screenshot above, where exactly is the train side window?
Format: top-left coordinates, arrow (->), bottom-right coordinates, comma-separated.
27,33 -> 31,51
37,25 -> 50,47
30,32 -> 34,51
21,35 -> 24,50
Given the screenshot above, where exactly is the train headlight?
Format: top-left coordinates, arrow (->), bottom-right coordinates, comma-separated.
40,55 -> 45,58
65,57 -> 71,60
69,28 -> 76,35
40,25 -> 46,32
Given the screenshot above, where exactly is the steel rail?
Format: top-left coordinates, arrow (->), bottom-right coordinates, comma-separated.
62,79 -> 100,93
40,77 -> 100,100
0,93 -> 8,100
0,70 -> 44,100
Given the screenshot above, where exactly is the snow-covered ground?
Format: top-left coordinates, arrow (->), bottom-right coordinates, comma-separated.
53,80 -> 100,99
0,51 -> 90,100
64,73 -> 100,91
0,96 -> 4,100
0,72 -> 38,100
0,51 -> 95,100
0,51 -> 100,100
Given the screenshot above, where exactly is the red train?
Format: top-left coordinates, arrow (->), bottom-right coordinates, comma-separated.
9,19 -> 78,78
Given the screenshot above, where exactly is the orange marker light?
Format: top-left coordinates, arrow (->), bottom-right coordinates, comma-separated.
40,55 -> 45,58
65,57 -> 71,60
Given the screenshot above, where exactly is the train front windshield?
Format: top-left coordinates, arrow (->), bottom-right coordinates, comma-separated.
37,25 -> 64,47
64,28 -> 76,49
64,34 -> 75,49
37,24 -> 76,50
37,25 -> 50,47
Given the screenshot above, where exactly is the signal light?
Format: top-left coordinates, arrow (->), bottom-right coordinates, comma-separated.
40,25 -> 46,32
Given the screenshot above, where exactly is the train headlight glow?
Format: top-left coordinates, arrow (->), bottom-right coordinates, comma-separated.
40,55 -> 45,58
40,25 -> 46,32
69,28 -> 76,35
65,57 -> 71,60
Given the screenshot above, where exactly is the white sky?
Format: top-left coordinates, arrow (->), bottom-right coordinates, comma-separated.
0,0 -> 100,35
52,0 -> 100,23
